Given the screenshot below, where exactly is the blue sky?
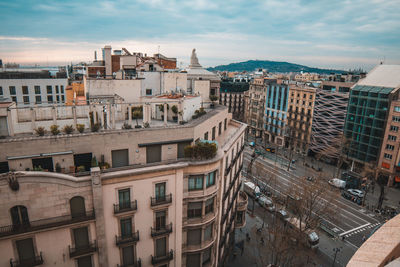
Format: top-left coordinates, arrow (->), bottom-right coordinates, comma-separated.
1,0 -> 400,70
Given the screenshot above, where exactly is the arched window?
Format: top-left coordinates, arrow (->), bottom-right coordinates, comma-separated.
70,196 -> 86,218
10,206 -> 29,226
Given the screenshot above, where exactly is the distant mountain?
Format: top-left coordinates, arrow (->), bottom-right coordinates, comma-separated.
207,60 -> 345,74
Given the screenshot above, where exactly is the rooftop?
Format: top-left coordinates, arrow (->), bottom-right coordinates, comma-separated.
358,64 -> 400,88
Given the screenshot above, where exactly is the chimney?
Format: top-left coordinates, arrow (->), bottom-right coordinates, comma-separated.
103,45 -> 112,78
94,51 -> 97,61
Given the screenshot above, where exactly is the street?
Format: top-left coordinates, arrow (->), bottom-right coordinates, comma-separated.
240,144 -> 389,265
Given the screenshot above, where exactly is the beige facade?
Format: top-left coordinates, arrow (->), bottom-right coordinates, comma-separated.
244,78 -> 266,138
287,85 -> 316,153
0,106 -> 247,267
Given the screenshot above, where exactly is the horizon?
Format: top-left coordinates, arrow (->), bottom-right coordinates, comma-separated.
1,0 -> 400,70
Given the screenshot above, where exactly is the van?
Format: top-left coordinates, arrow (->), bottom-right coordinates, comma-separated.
258,195 -> 275,212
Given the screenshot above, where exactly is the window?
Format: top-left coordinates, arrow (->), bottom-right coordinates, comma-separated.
35,96 -> 42,104
186,253 -> 201,267
393,116 -> 400,122
0,86 -> 2,95
122,245 -> 134,266
61,85 -> 64,94
203,247 -> 211,265
10,206 -> 29,226
386,144 -> 395,151
56,85 -> 59,94
70,196 -> 86,218
205,197 -> 214,214
204,223 -> 213,241
146,145 -> 161,163
303,94 -> 306,98
204,132 -> 208,140
384,153 -> 393,160
46,85 -> 52,94
224,118 -> 227,130
394,106 -> 400,112
155,182 -> 166,201
47,95 -> 53,103
187,228 -> 201,245
23,96 -> 29,104
189,175 -> 203,191
34,86 -> 40,94
302,101 -> 305,105
218,122 -> 222,135
22,86 -> 29,95
119,189 -> 131,209
155,237 -> 166,257
77,255 -> 92,267
61,95 -> 65,102
188,202 -> 202,218
16,238 -> 36,262
206,171 -> 216,187
309,95 -> 313,100
9,86 -> 16,95
212,126 -> 216,140
156,210 -> 166,230
12,96 -> 17,102
56,95 -> 60,103
146,89 -> 152,95
120,218 -> 132,237
390,125 -> 399,132
73,227 -> 89,248
388,135 -> 397,141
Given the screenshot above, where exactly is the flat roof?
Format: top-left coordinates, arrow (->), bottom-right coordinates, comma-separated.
358,64 -> 400,88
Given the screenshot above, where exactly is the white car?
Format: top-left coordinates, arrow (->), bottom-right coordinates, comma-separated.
258,195 -> 275,212
347,189 -> 365,198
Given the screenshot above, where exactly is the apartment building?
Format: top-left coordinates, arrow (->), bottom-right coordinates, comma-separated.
66,82 -> 86,105
244,78 -> 266,139
219,80 -> 249,121
286,85 -> 316,154
344,64 -> 400,178
0,104 -> 247,267
0,69 -> 68,106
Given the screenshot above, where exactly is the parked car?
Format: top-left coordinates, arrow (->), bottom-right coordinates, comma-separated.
329,178 -> 346,189
258,195 -> 275,212
347,189 -> 365,198
306,176 -> 314,182
277,209 -> 290,221
266,147 -> 276,153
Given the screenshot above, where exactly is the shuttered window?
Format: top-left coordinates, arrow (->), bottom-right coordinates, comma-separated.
16,238 -> 35,261
112,149 -> 129,168
156,237 -> 166,257
122,245 -> 134,265
73,227 -> 89,248
186,253 -> 201,267
146,145 -> 161,163
187,228 -> 201,245
188,202 -> 202,218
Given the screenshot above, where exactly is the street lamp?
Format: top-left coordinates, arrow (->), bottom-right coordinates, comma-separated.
332,247 -> 342,267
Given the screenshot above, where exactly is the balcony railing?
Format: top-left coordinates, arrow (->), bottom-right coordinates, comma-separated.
151,250 -> 174,265
69,240 -> 98,258
10,252 -> 44,267
150,194 -> 172,207
117,259 -> 141,267
0,210 -> 95,238
116,231 -> 140,246
151,223 -> 173,237
114,200 -> 138,214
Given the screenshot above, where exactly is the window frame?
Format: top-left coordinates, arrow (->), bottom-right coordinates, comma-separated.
188,175 -> 204,191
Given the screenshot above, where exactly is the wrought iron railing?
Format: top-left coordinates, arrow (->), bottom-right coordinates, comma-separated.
114,200 -> 138,214
151,223 -> 173,237
68,240 -> 98,258
150,194 -> 172,207
115,231 -> 140,246
10,252 -> 44,267
151,250 -> 173,265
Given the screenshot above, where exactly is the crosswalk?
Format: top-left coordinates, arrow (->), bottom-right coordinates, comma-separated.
342,222 -> 381,238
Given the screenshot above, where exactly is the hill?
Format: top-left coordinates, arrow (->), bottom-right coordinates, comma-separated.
207,60 -> 345,74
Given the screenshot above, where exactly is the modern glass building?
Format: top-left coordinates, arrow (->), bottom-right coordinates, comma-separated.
344,85 -> 394,163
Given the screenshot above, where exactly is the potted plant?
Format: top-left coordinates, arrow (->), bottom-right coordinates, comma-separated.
122,122 -> 132,129
50,125 -> 60,135
171,105 -> 178,122
63,125 -> 74,134
76,124 -> 85,133
35,127 -> 46,136
133,110 -> 142,128
91,156 -> 99,167
209,95 -> 218,108
91,123 -> 101,132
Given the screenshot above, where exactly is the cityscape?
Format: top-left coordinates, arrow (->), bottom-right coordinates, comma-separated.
1,1 -> 400,267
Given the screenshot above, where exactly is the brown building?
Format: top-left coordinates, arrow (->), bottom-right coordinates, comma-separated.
66,82 -> 86,105
244,78 -> 267,138
287,85 -> 316,154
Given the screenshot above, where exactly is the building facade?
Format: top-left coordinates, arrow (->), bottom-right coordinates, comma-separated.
244,78 -> 266,139
219,81 -> 249,121
0,105 -> 247,267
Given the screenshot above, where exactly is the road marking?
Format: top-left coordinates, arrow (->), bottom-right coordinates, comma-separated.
339,223 -> 371,237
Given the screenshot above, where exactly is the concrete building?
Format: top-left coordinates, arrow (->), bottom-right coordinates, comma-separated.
344,65 -> 400,177
0,105 -> 247,267
244,78 -> 267,139
66,83 -> 86,106
219,80 -> 249,121
286,85 -> 316,154
0,69 -> 68,107
294,73 -> 319,82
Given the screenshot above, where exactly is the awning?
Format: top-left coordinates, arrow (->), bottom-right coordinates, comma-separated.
7,151 -> 73,160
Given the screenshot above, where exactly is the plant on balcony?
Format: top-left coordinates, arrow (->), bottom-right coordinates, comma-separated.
77,165 -> 86,172
171,105 -> 178,122
91,156 -> 98,167
50,125 -> 60,135
55,162 -> 62,173
192,108 -> 206,119
133,110 -> 142,128
35,126 -> 46,136
77,124 -> 85,133
209,95 -> 218,108
91,123 -> 101,132
143,122 -> 150,128
99,162 -> 110,170
33,165 -> 43,171
63,125 -> 74,134
122,122 -> 132,129
184,142 -> 217,160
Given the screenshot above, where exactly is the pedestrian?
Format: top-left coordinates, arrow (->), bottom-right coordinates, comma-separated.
362,235 -> 366,242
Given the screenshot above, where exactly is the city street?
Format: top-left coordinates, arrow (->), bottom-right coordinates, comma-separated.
241,145 -> 385,251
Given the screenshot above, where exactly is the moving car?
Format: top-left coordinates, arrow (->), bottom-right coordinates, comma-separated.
347,189 -> 365,198
328,178 -> 346,189
243,181 -> 261,199
258,195 -> 275,212
277,209 -> 290,221
265,147 -> 276,153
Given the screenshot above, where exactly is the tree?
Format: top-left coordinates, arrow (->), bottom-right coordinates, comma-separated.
133,110 -> 142,127
285,125 -> 297,171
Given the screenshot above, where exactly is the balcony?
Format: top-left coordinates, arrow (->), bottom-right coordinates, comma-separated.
151,223 -> 173,237
151,250 -> 174,265
236,191 -> 248,211
0,210 -> 95,238
117,259 -> 141,267
114,200 -> 138,214
116,231 -> 140,246
69,240 -> 98,258
10,252 -> 44,267
150,194 -> 172,207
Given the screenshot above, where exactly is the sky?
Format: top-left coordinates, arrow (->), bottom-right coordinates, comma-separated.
1,0 -> 400,70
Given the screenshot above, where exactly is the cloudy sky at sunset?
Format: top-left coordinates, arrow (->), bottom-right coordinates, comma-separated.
1,0 -> 399,70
